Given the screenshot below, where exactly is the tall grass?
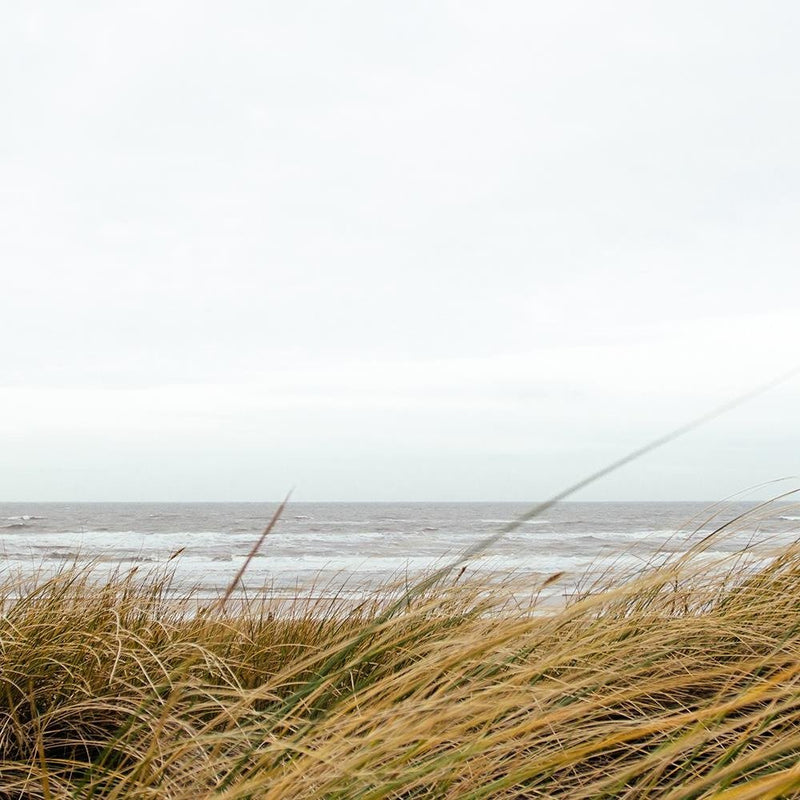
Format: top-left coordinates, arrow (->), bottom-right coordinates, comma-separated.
2,507 -> 800,798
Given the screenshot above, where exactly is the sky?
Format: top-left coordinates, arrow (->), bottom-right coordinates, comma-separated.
2,1 -> 800,501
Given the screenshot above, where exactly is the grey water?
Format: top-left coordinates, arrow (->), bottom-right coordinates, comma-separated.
0,501 -> 798,599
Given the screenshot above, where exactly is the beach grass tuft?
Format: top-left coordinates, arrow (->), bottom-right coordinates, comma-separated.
3,517 -> 800,797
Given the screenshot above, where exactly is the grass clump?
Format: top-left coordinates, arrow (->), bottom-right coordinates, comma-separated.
3,527 -> 800,798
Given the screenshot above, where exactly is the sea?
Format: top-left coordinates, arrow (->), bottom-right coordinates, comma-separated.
0,501 -> 799,603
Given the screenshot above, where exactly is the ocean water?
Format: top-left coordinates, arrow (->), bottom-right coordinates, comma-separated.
0,501 -> 798,601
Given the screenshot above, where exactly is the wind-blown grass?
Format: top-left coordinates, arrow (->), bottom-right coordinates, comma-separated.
3,514 -> 800,798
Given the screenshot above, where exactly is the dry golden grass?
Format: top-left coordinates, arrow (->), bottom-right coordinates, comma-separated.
3,519 -> 800,798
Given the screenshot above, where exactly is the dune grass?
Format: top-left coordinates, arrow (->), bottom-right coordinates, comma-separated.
3,514 -> 800,798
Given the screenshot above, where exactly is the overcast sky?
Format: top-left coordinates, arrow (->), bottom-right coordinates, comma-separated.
2,1 -> 800,501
